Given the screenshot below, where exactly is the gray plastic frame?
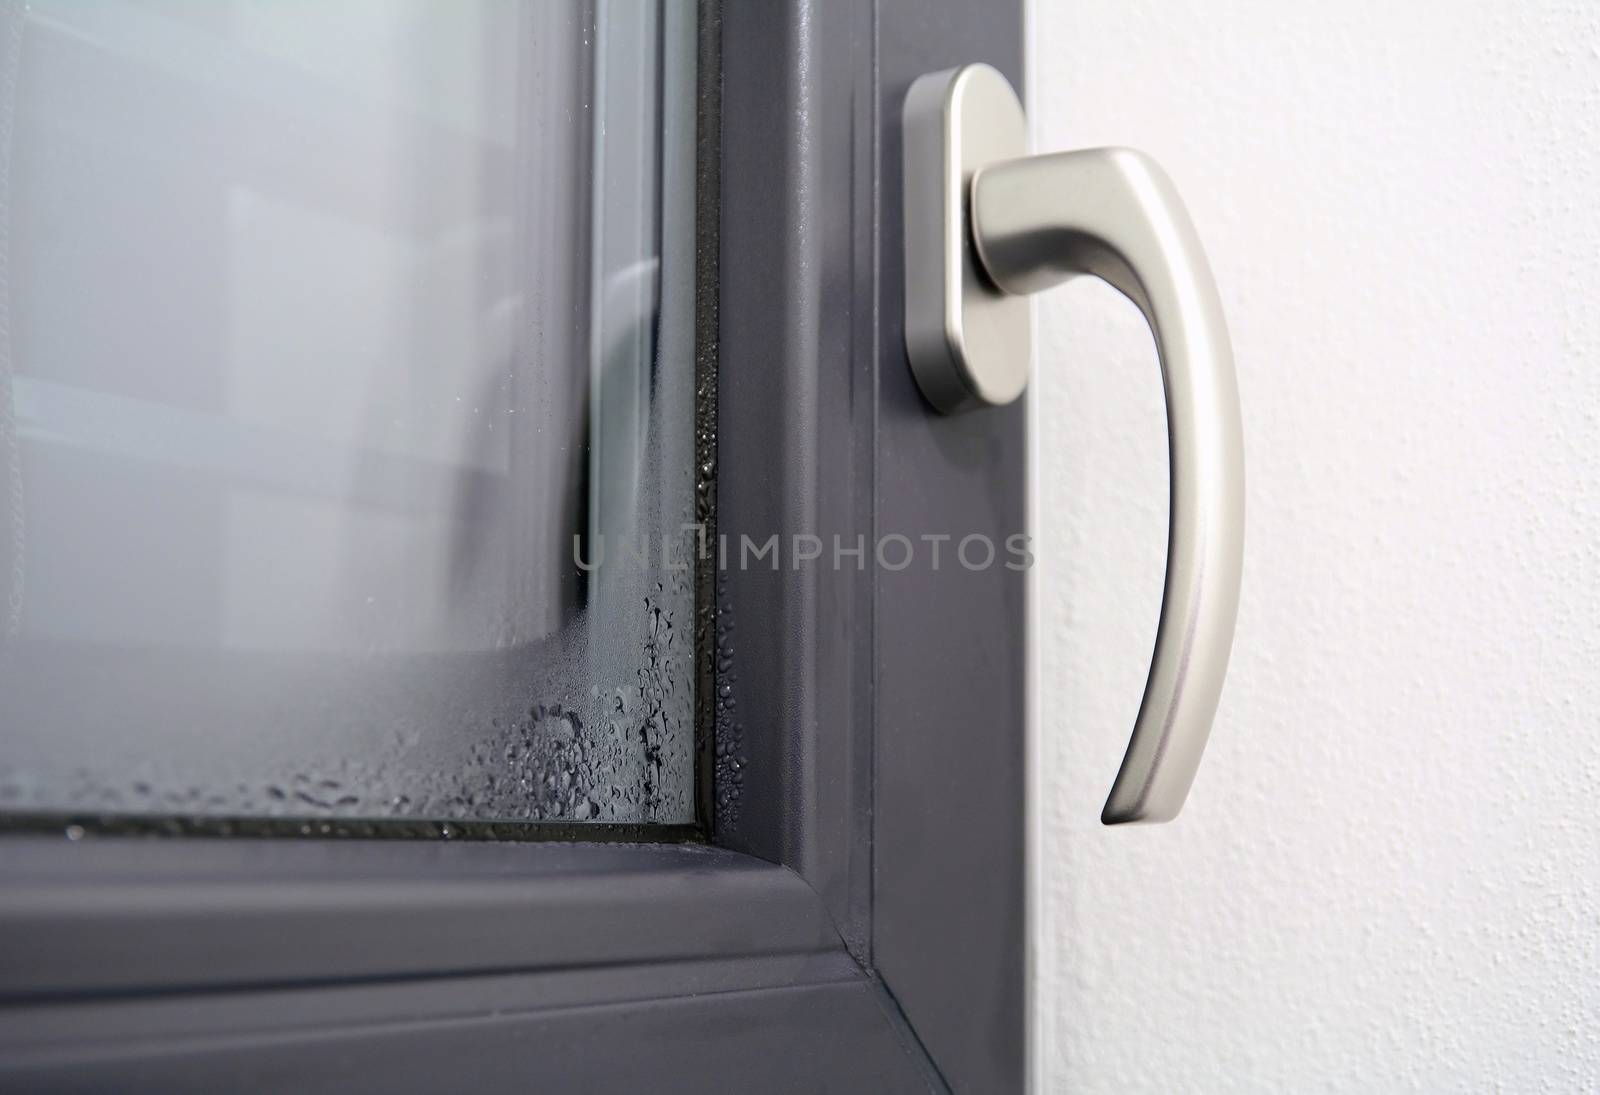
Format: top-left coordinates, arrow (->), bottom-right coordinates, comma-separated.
0,1 -> 1026,1089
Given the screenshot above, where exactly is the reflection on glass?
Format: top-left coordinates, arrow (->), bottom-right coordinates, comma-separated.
0,0 -> 698,823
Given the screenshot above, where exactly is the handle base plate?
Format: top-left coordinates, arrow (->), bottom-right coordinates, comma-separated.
902,64 -> 1029,413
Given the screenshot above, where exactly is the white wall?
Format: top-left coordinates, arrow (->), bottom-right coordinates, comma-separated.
1030,1 -> 1600,1090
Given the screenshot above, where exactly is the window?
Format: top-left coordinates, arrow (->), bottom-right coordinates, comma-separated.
0,3 -> 1027,1089
0,0 -> 700,827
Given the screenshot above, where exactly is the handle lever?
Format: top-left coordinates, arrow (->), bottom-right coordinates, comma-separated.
902,65 -> 1244,824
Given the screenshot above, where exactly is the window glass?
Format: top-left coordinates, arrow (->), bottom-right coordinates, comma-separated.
0,0 -> 698,824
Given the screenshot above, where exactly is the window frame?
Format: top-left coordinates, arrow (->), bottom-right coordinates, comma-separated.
0,0 -> 1027,1089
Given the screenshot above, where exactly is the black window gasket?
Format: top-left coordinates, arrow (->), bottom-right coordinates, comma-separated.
0,0 -> 717,849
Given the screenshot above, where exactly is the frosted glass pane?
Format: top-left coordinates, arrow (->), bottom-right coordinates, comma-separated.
0,0 -> 698,825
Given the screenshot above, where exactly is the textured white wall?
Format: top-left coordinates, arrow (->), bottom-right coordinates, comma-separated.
1029,1 -> 1600,1090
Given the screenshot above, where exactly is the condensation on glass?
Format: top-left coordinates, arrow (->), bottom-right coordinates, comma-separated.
0,1 -> 698,824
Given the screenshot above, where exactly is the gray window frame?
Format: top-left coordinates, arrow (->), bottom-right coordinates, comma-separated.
0,0 -> 1026,1089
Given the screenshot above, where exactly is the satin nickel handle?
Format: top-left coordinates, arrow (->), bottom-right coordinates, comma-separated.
902,65 -> 1244,824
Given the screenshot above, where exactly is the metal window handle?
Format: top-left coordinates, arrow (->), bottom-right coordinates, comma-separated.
903,64 -> 1244,824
